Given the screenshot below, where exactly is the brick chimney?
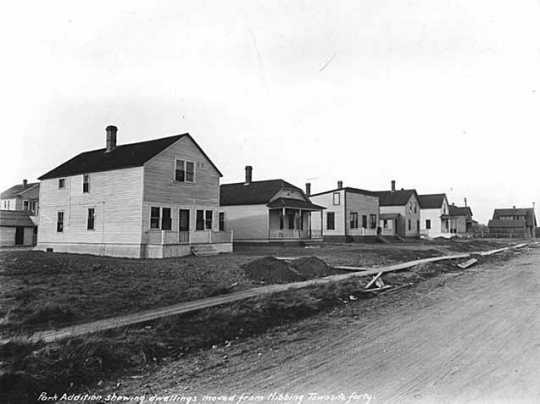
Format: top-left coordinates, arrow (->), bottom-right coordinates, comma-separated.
22,179 -> 27,187
105,125 -> 118,153
391,180 -> 396,192
244,165 -> 253,185
337,180 -> 343,189
464,197 -> 467,207
305,183 -> 311,196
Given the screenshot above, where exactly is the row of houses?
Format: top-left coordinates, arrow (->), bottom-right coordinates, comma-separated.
0,127 -> 533,255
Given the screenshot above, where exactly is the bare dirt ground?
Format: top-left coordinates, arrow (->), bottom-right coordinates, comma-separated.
109,245 -> 540,404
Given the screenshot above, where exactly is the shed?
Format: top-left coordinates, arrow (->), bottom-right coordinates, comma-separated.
0,210 -> 36,247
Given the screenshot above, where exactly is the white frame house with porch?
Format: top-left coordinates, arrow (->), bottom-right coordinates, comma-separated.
220,166 -> 324,243
37,126 -> 232,258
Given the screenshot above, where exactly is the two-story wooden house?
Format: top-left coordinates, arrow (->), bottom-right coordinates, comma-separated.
488,206 -> 536,238
36,126 -> 232,258
309,181 -> 379,242
374,181 -> 420,238
1,179 -> 40,217
220,166 -> 324,243
418,193 -> 451,238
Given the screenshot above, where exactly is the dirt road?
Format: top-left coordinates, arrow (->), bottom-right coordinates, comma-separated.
114,247 -> 540,403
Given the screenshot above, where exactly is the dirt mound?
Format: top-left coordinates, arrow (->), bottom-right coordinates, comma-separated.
290,256 -> 337,278
383,270 -> 423,284
243,257 -> 306,284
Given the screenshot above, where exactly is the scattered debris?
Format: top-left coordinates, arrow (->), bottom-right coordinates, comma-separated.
457,258 -> 478,269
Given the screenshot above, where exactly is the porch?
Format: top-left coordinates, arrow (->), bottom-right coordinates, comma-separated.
267,198 -> 324,241
142,229 -> 233,258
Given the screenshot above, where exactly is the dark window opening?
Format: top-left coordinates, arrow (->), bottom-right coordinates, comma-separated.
205,210 -> 213,230
87,208 -> 95,230
362,215 -> 368,229
219,212 -> 225,231
327,212 -> 335,230
83,174 -> 89,193
57,211 -> 64,232
150,207 -> 160,229
196,210 -> 205,230
162,208 -> 172,230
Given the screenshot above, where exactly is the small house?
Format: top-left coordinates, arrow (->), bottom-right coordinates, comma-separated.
220,166 -> 324,243
418,193 -> 451,238
1,179 -> 39,217
374,181 -> 420,238
36,125 -> 232,258
488,207 -> 536,238
449,204 -> 474,235
309,181 -> 379,242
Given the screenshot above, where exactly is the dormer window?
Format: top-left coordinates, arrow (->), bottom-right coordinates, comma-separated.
175,159 -> 195,183
83,174 -> 90,193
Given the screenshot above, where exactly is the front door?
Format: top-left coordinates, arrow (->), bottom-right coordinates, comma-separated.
15,227 -> 24,245
179,209 -> 190,243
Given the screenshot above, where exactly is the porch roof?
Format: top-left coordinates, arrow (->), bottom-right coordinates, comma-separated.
267,197 -> 325,211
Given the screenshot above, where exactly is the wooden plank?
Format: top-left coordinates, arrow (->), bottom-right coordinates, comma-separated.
365,272 -> 383,289
457,258 -> 478,269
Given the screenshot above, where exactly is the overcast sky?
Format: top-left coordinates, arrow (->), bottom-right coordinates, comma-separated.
1,0 -> 540,224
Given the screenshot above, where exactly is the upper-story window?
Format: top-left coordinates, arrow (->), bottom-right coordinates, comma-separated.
58,178 -> 65,189
83,174 -> 90,193
175,159 -> 195,183
332,192 -> 340,205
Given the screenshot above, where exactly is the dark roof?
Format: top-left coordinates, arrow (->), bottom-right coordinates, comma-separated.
418,194 -> 447,209
220,179 -> 303,206
449,205 -> 473,217
0,210 -> 35,227
487,219 -> 527,228
266,197 -> 324,211
373,189 -> 418,206
310,186 -> 378,198
38,133 -> 222,180
1,182 -> 39,199
491,207 -> 536,227
380,213 -> 400,219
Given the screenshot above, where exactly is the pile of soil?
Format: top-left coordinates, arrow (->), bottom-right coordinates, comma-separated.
290,256 -> 338,278
243,257 -> 305,284
383,270 -> 423,284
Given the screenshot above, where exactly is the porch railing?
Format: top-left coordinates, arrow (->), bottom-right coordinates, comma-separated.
269,229 -> 314,240
144,230 -> 233,245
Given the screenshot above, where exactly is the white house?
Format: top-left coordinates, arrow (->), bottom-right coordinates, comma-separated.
36,125 -> 232,258
374,181 -> 421,238
309,181 -> 379,242
220,166 -> 324,243
418,193 -> 451,238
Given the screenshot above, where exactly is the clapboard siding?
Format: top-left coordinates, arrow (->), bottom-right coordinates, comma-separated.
380,194 -> 420,237
345,191 -> 379,236
221,204 -> 269,240
310,190 -> 345,235
37,166 -> 144,246
143,136 -> 220,206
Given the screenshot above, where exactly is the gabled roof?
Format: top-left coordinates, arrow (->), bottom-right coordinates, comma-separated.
310,186 -> 378,198
266,197 -> 324,211
38,133 -> 222,180
418,194 -> 447,209
449,205 -> 473,217
491,207 -> 536,227
1,182 -> 39,199
220,179 -> 303,206
373,189 -> 418,206
0,210 -> 35,227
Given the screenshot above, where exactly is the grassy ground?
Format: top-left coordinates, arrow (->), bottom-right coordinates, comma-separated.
0,245 -> 524,404
0,239 -> 513,339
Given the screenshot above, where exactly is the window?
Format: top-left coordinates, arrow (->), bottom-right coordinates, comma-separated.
426,219 -> 431,229
186,161 -> 195,182
57,211 -> 64,232
327,212 -> 335,230
279,212 -> 284,229
162,208 -> 172,230
370,214 -> 377,229
362,215 -> 368,229
408,219 -> 411,231
23,200 -> 29,210
350,212 -> 359,229
383,219 -> 388,229
219,212 -> 225,231
205,210 -> 213,230
83,174 -> 90,193
150,207 -> 160,229
333,192 -> 340,205
58,178 -> 65,189
196,210 -> 204,230
87,208 -> 95,230
175,160 -> 195,183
